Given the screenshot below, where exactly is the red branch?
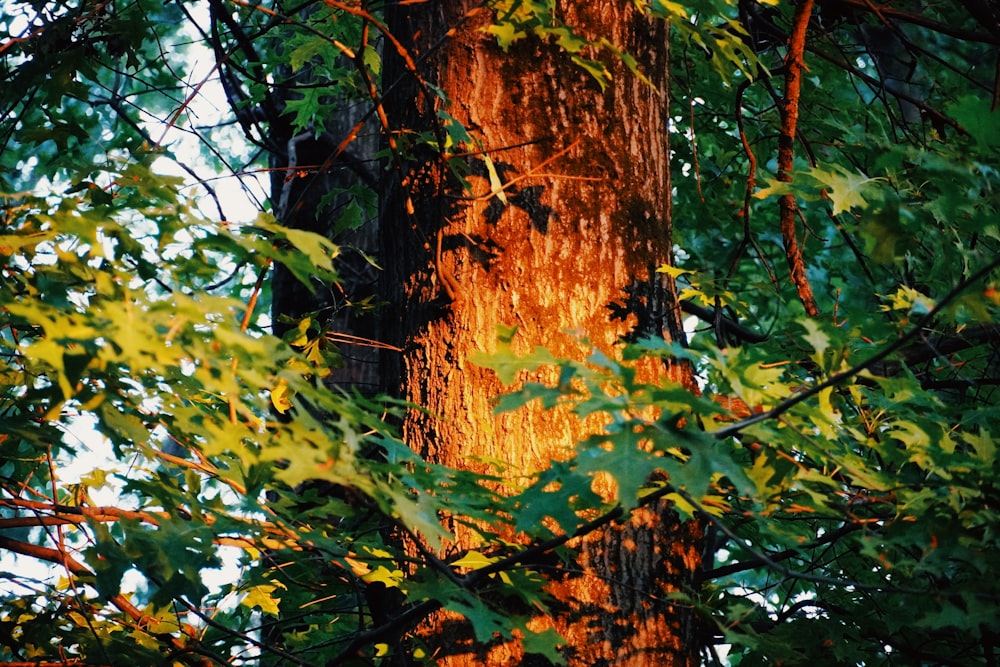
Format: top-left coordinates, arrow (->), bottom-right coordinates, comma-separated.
778,0 -> 819,317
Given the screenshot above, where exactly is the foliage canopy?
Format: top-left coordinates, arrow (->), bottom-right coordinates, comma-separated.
1,0 -> 999,665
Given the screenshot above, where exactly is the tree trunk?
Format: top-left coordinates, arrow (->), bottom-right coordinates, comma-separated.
381,3 -> 703,666
268,47 -> 381,392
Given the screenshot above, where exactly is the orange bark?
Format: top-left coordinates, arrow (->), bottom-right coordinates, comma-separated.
382,3 -> 703,665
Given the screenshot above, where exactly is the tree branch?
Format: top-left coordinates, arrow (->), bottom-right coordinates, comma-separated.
778,0 -> 819,316
714,256 -> 1000,439
829,0 -> 1000,44
700,522 -> 861,581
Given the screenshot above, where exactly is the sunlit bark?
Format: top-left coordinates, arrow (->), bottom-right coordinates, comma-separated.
382,3 -> 703,664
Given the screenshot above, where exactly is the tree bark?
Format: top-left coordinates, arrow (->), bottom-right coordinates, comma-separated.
381,3 -> 703,665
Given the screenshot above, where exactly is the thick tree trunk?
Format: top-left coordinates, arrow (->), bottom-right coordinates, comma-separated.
382,2 -> 703,665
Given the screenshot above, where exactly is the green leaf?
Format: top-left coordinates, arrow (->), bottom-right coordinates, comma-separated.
963,430 -> 996,464
513,460 -> 605,535
445,594 -> 511,643
289,37 -> 329,72
362,44 -> 382,76
571,56 -> 612,90
522,626 -> 566,664
469,325 -> 562,386
948,95 -> 1000,149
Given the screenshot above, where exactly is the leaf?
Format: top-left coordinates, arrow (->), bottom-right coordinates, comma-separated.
752,176 -> 798,200
332,199 -> 365,235
362,565 -> 406,590
859,191 -> 906,263
656,264 -> 693,278
443,594 -> 512,643
963,430 -> 996,464
650,0 -> 690,19
469,325 -> 561,386
362,44 -> 381,76
948,95 -> 1000,149
484,22 -> 526,51
810,163 -> 875,216
241,583 -> 284,616
576,433 -> 659,509
483,154 -> 508,205
289,37 -> 328,72
270,380 -> 292,414
522,626 -> 566,664
513,460 -> 605,535
450,550 -> 498,570
799,319 -> 830,367
882,286 -> 936,315
571,56 -> 612,90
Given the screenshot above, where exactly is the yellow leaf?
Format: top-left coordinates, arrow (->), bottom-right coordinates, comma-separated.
652,0 -> 689,18
270,380 -> 292,414
450,550 -> 497,570
483,154 -> 508,205
68,611 -> 90,627
24,644 -> 47,658
291,318 -> 312,347
132,630 -> 161,650
241,583 -> 285,616
655,264 -> 693,279
82,469 -> 108,488
345,556 -> 371,578
362,565 -> 406,589
363,546 -> 394,559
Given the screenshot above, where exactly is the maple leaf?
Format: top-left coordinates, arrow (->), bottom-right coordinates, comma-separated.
811,164 -> 877,216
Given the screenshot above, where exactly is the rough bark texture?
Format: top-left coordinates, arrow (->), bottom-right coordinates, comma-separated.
382,2 -> 703,665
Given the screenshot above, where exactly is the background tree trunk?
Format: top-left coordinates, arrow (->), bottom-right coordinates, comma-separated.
268,51 -> 381,392
382,3 -> 704,665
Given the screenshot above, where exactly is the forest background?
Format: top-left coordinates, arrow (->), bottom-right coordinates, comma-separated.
2,1 -> 999,665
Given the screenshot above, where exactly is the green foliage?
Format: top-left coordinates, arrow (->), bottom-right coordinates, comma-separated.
665,0 -> 1000,661
2,0 -> 999,666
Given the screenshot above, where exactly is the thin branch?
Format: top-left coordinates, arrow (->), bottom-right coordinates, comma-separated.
807,46 -> 967,136
0,536 -> 199,656
777,0 -> 819,316
680,300 -> 767,345
676,489 -> 929,595
322,599 -> 441,667
830,0 -> 1000,44
714,256 -> 1000,439
0,497 -> 300,548
701,522 -> 861,581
